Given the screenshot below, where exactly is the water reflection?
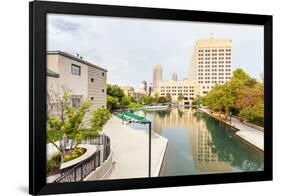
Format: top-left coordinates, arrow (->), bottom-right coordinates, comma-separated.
136,108 -> 264,176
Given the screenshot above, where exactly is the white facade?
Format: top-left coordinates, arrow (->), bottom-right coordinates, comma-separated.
158,80 -> 199,105
188,38 -> 233,95
47,51 -> 107,110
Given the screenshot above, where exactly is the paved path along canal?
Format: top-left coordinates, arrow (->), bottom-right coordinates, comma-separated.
102,115 -> 168,179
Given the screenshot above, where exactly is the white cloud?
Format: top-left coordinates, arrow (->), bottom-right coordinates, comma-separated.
47,14 -> 264,89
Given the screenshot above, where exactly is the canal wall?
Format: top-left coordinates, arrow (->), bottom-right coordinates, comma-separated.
198,107 -> 264,151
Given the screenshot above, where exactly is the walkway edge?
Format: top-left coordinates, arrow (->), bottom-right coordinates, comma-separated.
198,108 -> 264,151
152,133 -> 168,177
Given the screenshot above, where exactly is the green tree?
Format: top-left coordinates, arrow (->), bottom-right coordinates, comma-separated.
128,102 -> 142,108
231,68 -> 257,87
178,93 -> 184,101
158,96 -> 168,104
107,84 -> 125,101
239,101 -> 264,127
106,95 -> 119,111
47,90 -> 112,162
120,95 -> 132,106
153,93 -> 159,103
47,91 -> 91,162
203,68 -> 263,126
237,83 -> 264,126
90,108 -> 112,134
192,95 -> 203,106
204,84 -> 225,111
141,96 -> 154,105
165,93 -> 172,103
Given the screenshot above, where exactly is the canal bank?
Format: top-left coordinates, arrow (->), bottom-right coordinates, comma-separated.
198,107 -> 264,151
102,115 -> 168,179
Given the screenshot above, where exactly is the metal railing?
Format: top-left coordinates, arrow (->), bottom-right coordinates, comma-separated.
55,134 -> 110,183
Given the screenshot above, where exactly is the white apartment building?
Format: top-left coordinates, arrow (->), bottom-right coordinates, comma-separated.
158,80 -> 199,105
154,38 -> 233,105
188,38 -> 233,95
47,51 -> 107,110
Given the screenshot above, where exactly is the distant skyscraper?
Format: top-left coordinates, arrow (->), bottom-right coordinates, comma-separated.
140,80 -> 147,95
142,80 -> 147,92
172,72 -> 177,81
148,85 -> 153,96
153,64 -> 162,94
188,38 -> 233,95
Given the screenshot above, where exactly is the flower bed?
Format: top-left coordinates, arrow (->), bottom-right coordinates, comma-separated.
47,147 -> 86,176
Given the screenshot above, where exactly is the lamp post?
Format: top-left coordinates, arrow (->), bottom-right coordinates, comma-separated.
229,111 -> 232,124
146,121 -> 152,177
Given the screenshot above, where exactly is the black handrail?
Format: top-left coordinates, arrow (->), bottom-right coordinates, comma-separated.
55,134 -> 110,183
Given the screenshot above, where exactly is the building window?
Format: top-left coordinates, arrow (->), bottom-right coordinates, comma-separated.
91,97 -> 94,100
102,89 -> 105,93
91,78 -> 94,82
71,64 -> 81,75
102,72 -> 105,76
72,97 -> 81,108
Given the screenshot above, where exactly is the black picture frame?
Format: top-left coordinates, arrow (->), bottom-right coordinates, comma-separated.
29,0 -> 273,195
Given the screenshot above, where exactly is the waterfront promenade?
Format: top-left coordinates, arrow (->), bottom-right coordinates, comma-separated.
199,108 -> 264,151
102,115 -> 168,179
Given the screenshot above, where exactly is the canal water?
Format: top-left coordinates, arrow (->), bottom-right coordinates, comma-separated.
130,107 -> 264,176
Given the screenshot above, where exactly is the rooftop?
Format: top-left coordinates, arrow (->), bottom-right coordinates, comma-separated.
196,38 -> 232,47
47,51 -> 107,72
47,69 -> 60,78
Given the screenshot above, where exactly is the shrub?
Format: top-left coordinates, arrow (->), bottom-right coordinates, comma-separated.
47,154 -> 61,173
128,102 -> 142,108
63,148 -> 86,163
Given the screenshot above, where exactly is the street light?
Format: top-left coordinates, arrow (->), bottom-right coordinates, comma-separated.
229,111 -> 232,124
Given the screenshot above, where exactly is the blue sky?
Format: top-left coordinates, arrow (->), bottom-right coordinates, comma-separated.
47,14 -> 264,90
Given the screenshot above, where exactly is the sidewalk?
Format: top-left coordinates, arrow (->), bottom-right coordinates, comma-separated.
102,115 -> 168,179
199,108 -> 264,151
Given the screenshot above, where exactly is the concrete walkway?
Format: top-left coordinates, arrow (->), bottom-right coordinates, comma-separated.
199,108 -> 264,151
102,115 -> 168,179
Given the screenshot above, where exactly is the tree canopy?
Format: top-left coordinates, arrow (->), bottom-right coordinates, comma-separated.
203,68 -> 264,127
107,84 -> 125,101
47,90 -> 112,162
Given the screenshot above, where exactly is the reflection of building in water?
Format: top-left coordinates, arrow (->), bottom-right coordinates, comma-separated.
151,108 -> 198,134
151,108 -> 231,172
188,119 -> 232,173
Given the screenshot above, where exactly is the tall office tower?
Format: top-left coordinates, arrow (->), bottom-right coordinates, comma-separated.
172,72 -> 177,81
153,64 -> 162,94
188,38 -> 233,95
